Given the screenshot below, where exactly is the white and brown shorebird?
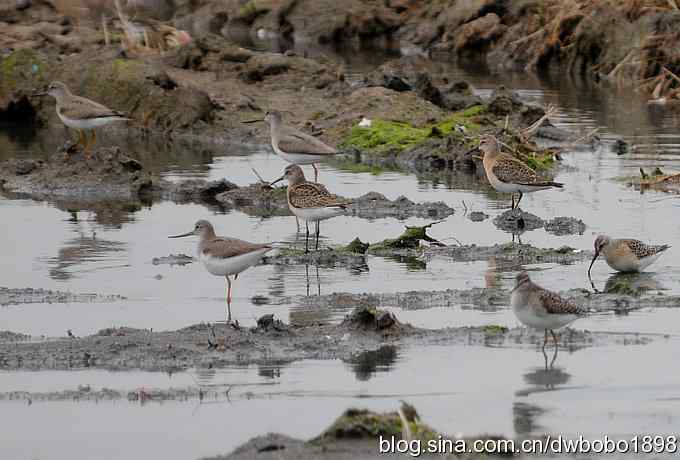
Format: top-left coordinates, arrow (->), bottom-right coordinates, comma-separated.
478,135 -> 563,209
271,164 -> 350,252
511,272 -> 587,350
35,81 -> 128,157
169,220 -> 272,323
589,235 -> 670,276
258,110 -> 338,182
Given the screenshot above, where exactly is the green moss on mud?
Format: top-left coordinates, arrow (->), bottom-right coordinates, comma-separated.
0,49 -> 47,95
340,105 -> 485,155
523,152 -> 554,171
482,324 -> 508,335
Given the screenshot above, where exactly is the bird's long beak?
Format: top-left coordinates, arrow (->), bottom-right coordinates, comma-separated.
587,249 -> 600,279
168,230 -> 195,238
31,92 -> 47,97
242,118 -> 263,124
269,175 -> 284,186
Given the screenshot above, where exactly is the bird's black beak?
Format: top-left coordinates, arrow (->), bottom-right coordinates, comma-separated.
587,248 -> 601,279
241,118 -> 263,124
269,175 -> 284,186
168,230 -> 194,238
31,91 -> 47,97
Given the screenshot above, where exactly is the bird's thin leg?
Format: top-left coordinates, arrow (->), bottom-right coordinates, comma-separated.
511,193 -> 515,210
315,221 -> 320,251
226,276 -> 232,323
550,329 -> 558,352
305,222 -> 309,253
542,329 -> 548,352
550,338 -> 559,368
296,216 -> 300,232
516,191 -> 524,209
312,164 -> 319,182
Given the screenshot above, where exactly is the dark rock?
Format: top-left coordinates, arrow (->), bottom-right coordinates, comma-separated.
544,216 -> 586,236
488,86 -> 523,116
493,208 -> 544,233
169,34 -> 253,71
413,72 -> 443,107
468,211 -> 489,222
612,139 -> 629,155
14,159 -> 36,175
147,71 -> 177,90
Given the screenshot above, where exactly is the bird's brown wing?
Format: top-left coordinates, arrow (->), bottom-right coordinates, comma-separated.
278,126 -> 337,156
203,237 -> 271,259
621,239 -> 670,259
538,289 -> 585,315
289,182 -> 348,209
491,155 -> 540,185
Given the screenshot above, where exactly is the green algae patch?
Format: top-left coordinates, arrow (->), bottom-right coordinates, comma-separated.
482,324 -> 508,335
523,151 -> 555,171
340,105 -> 485,155
0,49 -> 48,100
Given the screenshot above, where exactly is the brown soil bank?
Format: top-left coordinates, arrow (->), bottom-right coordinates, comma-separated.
187,0 -> 680,96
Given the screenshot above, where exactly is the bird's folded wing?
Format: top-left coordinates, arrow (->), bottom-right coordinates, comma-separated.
622,239 -> 668,258
203,238 -> 271,259
279,128 -> 337,155
539,290 -> 585,315
289,183 -> 348,208
61,97 -> 127,120
492,156 -> 539,185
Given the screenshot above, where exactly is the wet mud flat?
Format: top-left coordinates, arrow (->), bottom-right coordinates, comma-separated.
0,306 -> 660,372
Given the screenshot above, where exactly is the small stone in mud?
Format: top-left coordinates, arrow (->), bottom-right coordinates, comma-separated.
612,139 -> 629,155
468,211 -> 489,222
544,216 -> 586,236
342,306 -> 400,332
14,159 -> 37,175
492,208 -> 544,233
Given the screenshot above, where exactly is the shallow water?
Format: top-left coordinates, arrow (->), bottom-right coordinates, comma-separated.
1,339 -> 679,460
2,53 -> 680,458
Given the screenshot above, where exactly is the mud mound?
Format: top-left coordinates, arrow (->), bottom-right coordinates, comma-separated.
0,147 -> 154,201
340,307 -> 402,333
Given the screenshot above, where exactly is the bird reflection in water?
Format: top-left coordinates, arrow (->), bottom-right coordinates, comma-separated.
344,345 -> 399,381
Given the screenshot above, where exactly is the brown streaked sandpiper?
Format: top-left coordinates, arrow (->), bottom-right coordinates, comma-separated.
34,81 -> 129,157
511,271 -> 587,350
169,220 -> 272,323
589,235 -> 670,277
246,110 -> 338,182
478,135 -> 563,209
271,164 -> 350,252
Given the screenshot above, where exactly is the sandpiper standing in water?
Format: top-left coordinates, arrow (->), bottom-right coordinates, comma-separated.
34,81 -> 129,157
169,220 -> 272,323
589,235 -> 670,277
511,271 -> 587,351
479,135 -> 563,209
260,110 -> 338,182
271,165 -> 350,252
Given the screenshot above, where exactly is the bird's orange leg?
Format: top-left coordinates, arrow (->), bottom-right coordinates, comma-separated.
225,276 -> 232,323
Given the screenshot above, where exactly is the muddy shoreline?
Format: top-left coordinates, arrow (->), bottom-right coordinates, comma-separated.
0,305 -> 661,372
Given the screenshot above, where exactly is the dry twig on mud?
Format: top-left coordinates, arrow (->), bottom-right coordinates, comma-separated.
520,104 -> 557,140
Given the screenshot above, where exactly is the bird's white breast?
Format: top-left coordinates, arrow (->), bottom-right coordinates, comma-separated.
199,248 -> 270,277
289,204 -> 345,222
